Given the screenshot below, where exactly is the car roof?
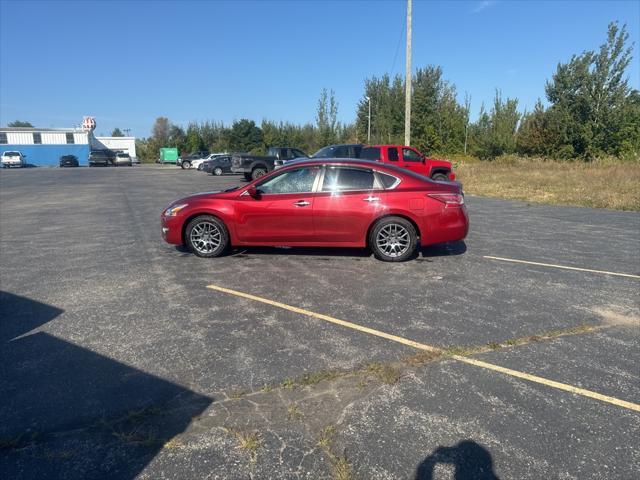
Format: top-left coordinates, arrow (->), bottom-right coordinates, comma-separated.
280,157 -> 439,183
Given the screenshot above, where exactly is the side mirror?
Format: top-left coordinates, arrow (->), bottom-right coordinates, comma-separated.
247,186 -> 259,198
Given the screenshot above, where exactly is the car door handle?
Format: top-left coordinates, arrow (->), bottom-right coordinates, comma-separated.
362,196 -> 380,202
293,200 -> 310,207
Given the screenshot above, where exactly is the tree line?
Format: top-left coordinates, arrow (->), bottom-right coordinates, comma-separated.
134,22 -> 639,162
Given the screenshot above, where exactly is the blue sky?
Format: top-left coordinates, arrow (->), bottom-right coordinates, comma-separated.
1,0 -> 638,137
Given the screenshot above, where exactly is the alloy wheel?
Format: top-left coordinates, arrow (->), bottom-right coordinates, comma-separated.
189,221 -> 222,254
376,223 -> 410,258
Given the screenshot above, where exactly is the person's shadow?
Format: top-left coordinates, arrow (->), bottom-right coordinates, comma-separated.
415,440 -> 500,480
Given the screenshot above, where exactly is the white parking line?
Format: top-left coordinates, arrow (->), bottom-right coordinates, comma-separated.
484,256 -> 640,279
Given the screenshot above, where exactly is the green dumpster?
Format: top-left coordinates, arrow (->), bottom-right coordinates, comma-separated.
159,148 -> 179,164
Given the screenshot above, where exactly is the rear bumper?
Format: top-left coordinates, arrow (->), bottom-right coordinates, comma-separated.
422,206 -> 469,246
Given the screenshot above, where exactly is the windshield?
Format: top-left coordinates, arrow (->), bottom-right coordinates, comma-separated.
311,146 -> 337,158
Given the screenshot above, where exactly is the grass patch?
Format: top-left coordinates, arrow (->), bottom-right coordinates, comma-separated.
224,427 -> 262,462
455,157 -> 640,210
316,425 -> 355,480
363,362 -> 402,385
0,434 -> 25,450
287,403 -> 302,420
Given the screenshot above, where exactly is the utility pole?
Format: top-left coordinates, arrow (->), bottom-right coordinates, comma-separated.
404,0 -> 412,146
368,97 -> 371,143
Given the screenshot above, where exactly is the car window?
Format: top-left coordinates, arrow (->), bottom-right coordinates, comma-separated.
292,149 -> 306,158
360,147 -> 381,161
333,146 -> 349,158
322,167 -> 374,192
311,146 -> 334,158
350,145 -> 362,158
256,167 -> 319,194
402,148 -> 422,162
388,147 -> 399,161
378,172 -> 400,189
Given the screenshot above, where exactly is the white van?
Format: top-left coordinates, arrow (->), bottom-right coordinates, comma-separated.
1,151 -> 26,168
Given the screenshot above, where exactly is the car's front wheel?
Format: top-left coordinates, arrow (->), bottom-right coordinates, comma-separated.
185,215 -> 229,258
181,161 -> 191,170
213,167 -> 223,176
369,216 -> 418,262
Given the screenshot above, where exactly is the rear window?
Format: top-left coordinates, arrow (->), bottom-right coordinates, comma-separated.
5,152 -> 20,157
378,172 -> 400,189
322,167 -> 374,192
116,153 -> 129,157
360,147 -> 381,161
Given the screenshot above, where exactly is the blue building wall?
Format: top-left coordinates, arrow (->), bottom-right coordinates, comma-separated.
1,144 -> 91,166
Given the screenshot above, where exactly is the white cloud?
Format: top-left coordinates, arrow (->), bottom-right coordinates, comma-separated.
471,1 -> 497,14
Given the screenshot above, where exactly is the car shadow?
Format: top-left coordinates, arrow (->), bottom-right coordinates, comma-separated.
414,440 -> 500,480
0,291 -> 212,479
175,240 -> 467,261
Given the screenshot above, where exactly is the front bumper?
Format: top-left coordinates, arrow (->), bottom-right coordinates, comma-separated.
161,215 -> 184,245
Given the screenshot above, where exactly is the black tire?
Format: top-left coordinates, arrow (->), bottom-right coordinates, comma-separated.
185,215 -> 229,258
181,161 -> 191,170
369,216 -> 418,262
244,173 -> 252,181
431,172 -> 448,182
213,167 -> 223,176
251,167 -> 267,180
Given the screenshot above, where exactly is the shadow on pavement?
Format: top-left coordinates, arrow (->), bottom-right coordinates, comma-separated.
0,291 -> 212,479
414,440 -> 499,480
174,241 -> 467,261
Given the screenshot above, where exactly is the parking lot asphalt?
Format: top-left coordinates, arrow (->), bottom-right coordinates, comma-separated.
1,166 -> 638,479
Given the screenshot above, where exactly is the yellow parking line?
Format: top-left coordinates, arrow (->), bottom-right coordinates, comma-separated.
484,255 -> 640,279
206,285 -> 439,352
207,284 -> 640,413
452,356 -> 640,412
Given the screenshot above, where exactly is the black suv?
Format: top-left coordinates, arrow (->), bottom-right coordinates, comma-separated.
59,155 -> 79,167
89,150 -> 114,167
311,144 -> 363,159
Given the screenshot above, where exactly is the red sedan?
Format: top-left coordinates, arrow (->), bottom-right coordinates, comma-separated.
161,159 -> 468,262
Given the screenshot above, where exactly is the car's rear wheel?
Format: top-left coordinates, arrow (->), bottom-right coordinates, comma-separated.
213,167 -> 223,176
369,216 -> 417,262
251,167 -> 267,180
185,215 -> 229,258
431,172 -> 448,182
181,161 -> 191,170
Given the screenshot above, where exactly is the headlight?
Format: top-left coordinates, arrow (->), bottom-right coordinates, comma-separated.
163,203 -> 188,216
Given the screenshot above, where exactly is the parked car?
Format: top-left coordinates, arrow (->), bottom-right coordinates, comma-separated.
193,153 -> 226,171
360,145 -> 455,181
1,151 -> 26,168
114,152 -> 133,166
311,144 -> 363,159
202,155 -> 233,175
89,150 -> 114,167
178,150 -> 209,169
231,147 -> 308,181
161,159 -> 468,262
59,155 -> 79,167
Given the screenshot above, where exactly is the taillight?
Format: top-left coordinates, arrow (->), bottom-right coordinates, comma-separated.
427,193 -> 464,206
448,171 -> 456,181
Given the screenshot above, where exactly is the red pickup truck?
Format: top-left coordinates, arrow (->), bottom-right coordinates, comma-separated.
360,145 -> 455,181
